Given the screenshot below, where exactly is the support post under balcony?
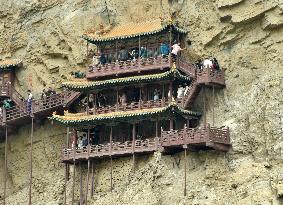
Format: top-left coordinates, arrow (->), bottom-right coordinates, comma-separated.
132,123 -> 136,172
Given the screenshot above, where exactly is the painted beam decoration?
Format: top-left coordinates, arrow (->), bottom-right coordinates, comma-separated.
0,59 -> 22,70
50,103 -> 201,126
82,19 -> 187,44
62,69 -> 191,92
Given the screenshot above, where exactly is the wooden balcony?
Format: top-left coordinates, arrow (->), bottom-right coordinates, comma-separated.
62,138 -> 159,163
61,125 -> 230,163
86,56 -> 170,79
0,91 -> 80,126
161,125 -> 230,151
196,68 -> 226,87
91,99 -> 171,115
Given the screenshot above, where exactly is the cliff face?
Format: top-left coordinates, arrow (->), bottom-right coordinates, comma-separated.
0,0 -> 283,204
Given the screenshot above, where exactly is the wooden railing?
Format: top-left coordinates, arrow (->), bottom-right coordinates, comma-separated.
0,88 -> 80,125
87,56 -> 170,79
91,99 -> 170,115
197,68 -> 225,86
61,125 -> 230,162
161,125 -> 230,147
62,137 -> 159,161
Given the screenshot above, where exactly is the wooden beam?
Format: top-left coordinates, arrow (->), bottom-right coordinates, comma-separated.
132,123 -> 136,172
28,116 -> 34,205
79,163 -> 83,205
203,87 -> 206,127
71,130 -> 77,205
184,146 -> 187,196
90,161 -> 94,197
212,85 -> 215,126
85,128 -> 91,205
3,125 -> 8,205
110,126 -> 113,191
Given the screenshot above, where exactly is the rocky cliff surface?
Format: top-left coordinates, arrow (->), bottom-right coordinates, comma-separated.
0,0 -> 282,204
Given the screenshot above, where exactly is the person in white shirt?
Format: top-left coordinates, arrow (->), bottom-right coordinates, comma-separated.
171,42 -> 185,62
203,58 -> 213,69
177,86 -> 185,99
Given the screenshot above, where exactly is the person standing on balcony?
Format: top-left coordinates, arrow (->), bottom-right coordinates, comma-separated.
177,85 -> 185,99
203,58 -> 213,69
99,53 -> 107,65
139,46 -> 147,58
92,54 -> 99,68
118,47 -> 129,61
160,42 -> 169,57
27,90 -> 33,114
171,42 -> 185,62
153,89 -> 160,101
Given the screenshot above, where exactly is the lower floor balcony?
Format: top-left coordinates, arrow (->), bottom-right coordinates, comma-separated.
61,125 -> 230,163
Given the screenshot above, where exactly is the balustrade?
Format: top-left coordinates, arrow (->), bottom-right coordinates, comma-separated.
87,56 -> 170,79
61,125 -> 230,162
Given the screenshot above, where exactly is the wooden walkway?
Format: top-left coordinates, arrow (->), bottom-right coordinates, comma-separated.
61,125 -> 230,163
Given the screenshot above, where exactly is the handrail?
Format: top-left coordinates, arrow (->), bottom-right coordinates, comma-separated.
61,126 -> 230,161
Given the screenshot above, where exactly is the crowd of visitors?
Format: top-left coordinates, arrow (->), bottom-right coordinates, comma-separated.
195,57 -> 220,71
90,41 -> 184,69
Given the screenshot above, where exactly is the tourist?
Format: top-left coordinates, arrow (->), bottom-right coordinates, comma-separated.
139,46 -> 147,58
77,137 -> 83,149
118,47 -> 129,61
41,89 -> 47,100
82,134 -> 88,147
3,99 -> 12,109
47,87 -> 56,96
160,42 -> 170,57
119,92 -> 127,105
184,85 -> 190,96
153,89 -> 160,101
212,58 -> 220,71
171,42 -> 185,62
99,53 -> 107,65
177,85 -> 185,99
196,59 -> 203,70
129,49 -> 138,60
203,58 -> 213,69
92,55 -> 99,67
27,90 -> 33,114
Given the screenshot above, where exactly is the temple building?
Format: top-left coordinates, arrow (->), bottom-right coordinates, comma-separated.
49,19 -> 231,203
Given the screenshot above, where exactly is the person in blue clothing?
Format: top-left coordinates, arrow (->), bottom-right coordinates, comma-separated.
160,42 -> 170,57
139,46 -> 147,58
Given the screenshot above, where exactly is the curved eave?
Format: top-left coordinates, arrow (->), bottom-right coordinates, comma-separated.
49,103 -> 201,126
62,69 -> 191,92
0,60 -> 22,71
82,24 -> 187,44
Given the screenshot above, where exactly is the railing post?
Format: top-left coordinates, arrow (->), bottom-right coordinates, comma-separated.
2,107 -> 6,125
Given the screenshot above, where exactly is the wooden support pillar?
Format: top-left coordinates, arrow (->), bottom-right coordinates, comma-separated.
28,116 -> 34,205
203,87 -> 206,127
116,88 -> 119,111
79,163 -> 83,205
85,128 -> 91,205
184,145 -> 187,196
64,126 -> 70,205
115,40 -> 118,61
71,130 -> 77,205
94,93 -> 97,115
109,126 -> 113,191
162,84 -> 165,106
138,35 -> 141,68
169,27 -> 172,66
139,86 -> 142,109
155,120 -> 159,138
169,82 -> 173,102
212,85 -> 215,126
132,123 -> 136,172
90,161 -> 94,197
169,116 -> 173,130
86,93 -> 90,115
3,124 -> 8,205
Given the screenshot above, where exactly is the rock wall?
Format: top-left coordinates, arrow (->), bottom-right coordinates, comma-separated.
0,0 -> 282,204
